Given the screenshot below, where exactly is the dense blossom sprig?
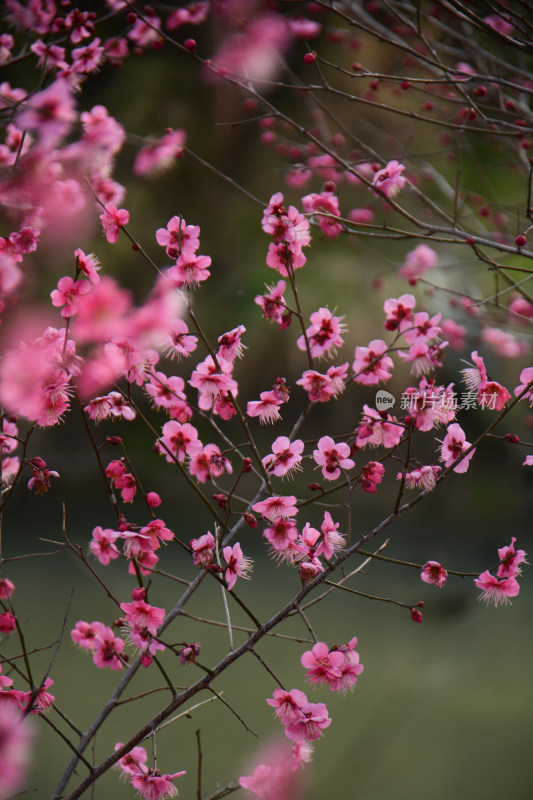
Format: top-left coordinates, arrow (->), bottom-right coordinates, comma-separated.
0,2 -> 531,799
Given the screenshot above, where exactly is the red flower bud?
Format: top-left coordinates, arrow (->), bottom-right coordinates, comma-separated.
243,512 -> 257,529
213,493 -> 227,509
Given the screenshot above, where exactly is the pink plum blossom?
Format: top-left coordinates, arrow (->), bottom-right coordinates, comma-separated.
255,280 -> 290,328
315,512 -> 345,560
247,391 -> 283,424
130,769 -> 186,800
0,578 -> 14,599
162,319 -> 198,359
75,248 -> 100,283
140,519 -> 174,549
50,276 -> 91,317
0,327 -> 80,427
356,405 -> 403,449
189,356 -> 236,407
441,319 -> 466,351
120,599 -> 165,635
159,421 -> 201,463
478,380 -> 511,410
360,460 -> 385,493
114,743 -> 148,778
513,366 -> 533,403
353,340 -> 394,385
223,542 -> 253,590
92,626 -> 125,670
284,701 -> 331,742
210,14 -> 292,85
263,519 -> 299,562
145,372 -> 187,411
217,325 -> 247,362
372,159 -> 406,198
263,197 -> 311,249
0,613 -> 16,634
398,340 -> 445,377
474,571 -> 520,606
252,496 -> 298,521
296,364 -> 348,402
189,443 -> 233,484
484,14 -> 513,35
166,252 -> 211,288
482,327 -> 528,358
89,526 -> 120,565
497,538 -> 527,578
179,643 -> 200,665
383,294 -> 416,331
297,308 -> 345,358
16,78 -> 76,145
439,423 -> 475,473
267,688 -> 307,725
301,642 -> 345,687
399,244 -> 437,283
401,311 -> 442,345
21,678 -> 55,715
127,7 -> 162,48
402,379 -> 456,431
134,129 -> 186,177
0,706 -> 34,800
301,191 -> 342,237
27,458 -> 59,494
420,561 -> 448,588
399,465 -> 441,490
167,2 -> 209,30
71,620 -> 106,651
190,532 -> 215,568
99,203 -> 129,243
313,436 -> 355,481
266,242 -> 307,275
327,638 -> 364,693
262,437 -> 304,478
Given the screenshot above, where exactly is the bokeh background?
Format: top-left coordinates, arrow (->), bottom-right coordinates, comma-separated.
1,5 -> 532,799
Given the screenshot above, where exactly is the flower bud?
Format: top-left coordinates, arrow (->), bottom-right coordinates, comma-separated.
146,491 -> 161,507
243,512 -> 257,528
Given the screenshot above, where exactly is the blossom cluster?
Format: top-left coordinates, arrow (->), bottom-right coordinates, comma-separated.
0,4 -> 531,798
114,741 -> 185,800
474,538 -> 527,607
